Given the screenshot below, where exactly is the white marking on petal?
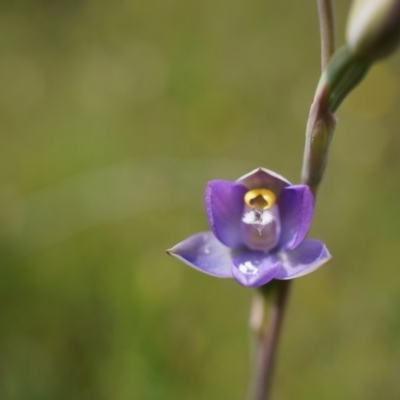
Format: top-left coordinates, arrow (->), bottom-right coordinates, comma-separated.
238,261 -> 259,275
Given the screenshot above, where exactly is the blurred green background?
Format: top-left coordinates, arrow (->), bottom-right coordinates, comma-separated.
1,1 -> 400,399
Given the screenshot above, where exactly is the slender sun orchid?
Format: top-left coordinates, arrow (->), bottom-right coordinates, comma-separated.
167,168 -> 331,287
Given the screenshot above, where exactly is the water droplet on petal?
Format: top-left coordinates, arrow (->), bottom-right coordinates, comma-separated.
238,261 -> 259,275
204,246 -> 210,254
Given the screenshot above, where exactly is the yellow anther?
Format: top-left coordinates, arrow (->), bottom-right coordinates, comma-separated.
244,189 -> 276,210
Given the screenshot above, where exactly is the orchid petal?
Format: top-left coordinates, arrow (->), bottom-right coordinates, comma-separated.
232,251 -> 281,287
278,185 -> 314,251
275,239 -> 331,279
167,232 -> 233,278
237,168 -> 291,195
205,180 -> 247,248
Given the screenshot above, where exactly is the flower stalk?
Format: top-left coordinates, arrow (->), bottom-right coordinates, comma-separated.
249,1 -> 337,399
318,0 -> 336,70
249,281 -> 291,400
301,87 -> 337,195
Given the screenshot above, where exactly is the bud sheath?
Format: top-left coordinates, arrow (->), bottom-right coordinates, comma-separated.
347,0 -> 400,61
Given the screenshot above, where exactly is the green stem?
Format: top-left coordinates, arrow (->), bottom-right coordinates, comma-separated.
249,282 -> 291,400
318,0 -> 336,70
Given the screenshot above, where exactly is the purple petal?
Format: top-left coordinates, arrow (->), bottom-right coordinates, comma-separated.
275,239 -> 331,280
167,232 -> 233,278
232,251 -> 281,287
205,180 -> 247,248
237,168 -> 291,194
278,185 -> 314,251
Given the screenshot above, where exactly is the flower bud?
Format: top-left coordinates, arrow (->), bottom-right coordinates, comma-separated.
346,0 -> 400,61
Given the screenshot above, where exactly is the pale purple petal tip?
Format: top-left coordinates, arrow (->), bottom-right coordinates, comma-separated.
232,251 -> 281,287
237,168 -> 291,194
275,239 -> 331,280
205,180 -> 247,248
167,232 -> 233,278
278,185 -> 314,251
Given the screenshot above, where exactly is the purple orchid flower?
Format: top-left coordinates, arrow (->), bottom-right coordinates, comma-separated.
167,168 -> 331,288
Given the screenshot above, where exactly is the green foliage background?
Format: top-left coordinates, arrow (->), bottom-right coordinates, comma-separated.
1,1 -> 400,399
